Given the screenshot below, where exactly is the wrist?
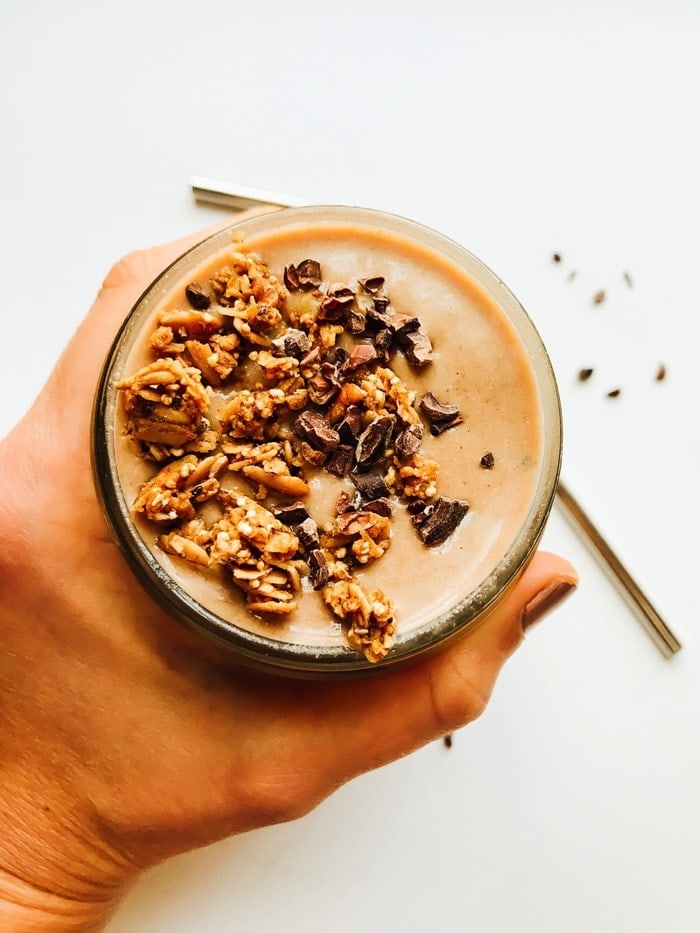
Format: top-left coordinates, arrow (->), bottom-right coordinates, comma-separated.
0,868 -> 123,932
0,774 -> 136,931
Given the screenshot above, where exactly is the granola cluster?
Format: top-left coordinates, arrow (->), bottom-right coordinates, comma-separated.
116,247 -> 470,662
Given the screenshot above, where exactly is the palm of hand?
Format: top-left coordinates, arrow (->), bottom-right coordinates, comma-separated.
0,220 -> 574,893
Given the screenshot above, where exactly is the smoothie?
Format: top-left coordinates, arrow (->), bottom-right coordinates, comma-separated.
98,208 -> 557,670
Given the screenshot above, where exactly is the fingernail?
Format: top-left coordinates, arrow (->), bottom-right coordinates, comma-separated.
522,581 -> 576,631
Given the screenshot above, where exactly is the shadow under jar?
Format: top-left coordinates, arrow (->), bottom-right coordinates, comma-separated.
92,206 -> 562,677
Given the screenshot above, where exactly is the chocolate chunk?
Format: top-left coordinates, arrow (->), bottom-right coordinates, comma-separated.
337,405 -> 364,443
480,451 -> 495,469
342,342 -> 378,373
350,469 -> 391,501
395,423 -> 423,460
297,517 -> 320,551
407,498 -> 430,516
418,392 -> 461,433
326,444 -> 354,477
185,282 -> 211,310
282,328 -> 311,359
416,497 -> 469,546
308,549 -> 330,589
295,259 -> 322,290
355,415 -> 395,466
273,502 -> 311,525
410,501 -> 435,528
358,276 -> 385,294
294,410 -> 340,454
397,327 -> 434,367
364,498 -> 394,517
578,367 -> 594,382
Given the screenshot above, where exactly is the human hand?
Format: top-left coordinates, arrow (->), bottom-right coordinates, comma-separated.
0,212 -> 577,930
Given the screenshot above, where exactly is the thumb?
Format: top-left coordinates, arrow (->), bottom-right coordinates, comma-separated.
333,549 -> 578,774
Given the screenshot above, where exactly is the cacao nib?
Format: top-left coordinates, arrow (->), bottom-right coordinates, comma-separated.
358,276 -> 385,294
351,469 -> 391,501
273,502 -> 311,525
416,497 -> 469,546
338,405 -> 364,443
185,282 -> 211,310
342,342 -> 378,373
336,488 -> 362,513
372,327 -> 394,359
355,415 -> 395,466
294,410 -> 340,454
319,283 -> 355,321
578,367 -> 594,382
283,264 -> 301,291
367,303 -> 419,335
418,392 -> 461,433
307,370 -> 340,406
480,451 -> 495,469
346,307 -> 367,334
324,345 -> 349,366
297,517 -> 320,551
295,259 -> 322,290
300,441 -> 327,467
394,423 -> 423,459
308,549 -> 330,589
298,345 -> 321,370
398,327 -> 434,367
326,444 -> 354,477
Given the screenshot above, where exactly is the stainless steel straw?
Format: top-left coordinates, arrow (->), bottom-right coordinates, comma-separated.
191,175 -> 682,658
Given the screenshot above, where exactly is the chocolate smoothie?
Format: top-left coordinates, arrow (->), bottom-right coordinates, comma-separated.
97,207 -> 559,671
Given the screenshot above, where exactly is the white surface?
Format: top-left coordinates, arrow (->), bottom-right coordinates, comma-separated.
2,2 -> 699,931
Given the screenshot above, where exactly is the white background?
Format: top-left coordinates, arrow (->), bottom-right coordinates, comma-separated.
2,2 -> 699,930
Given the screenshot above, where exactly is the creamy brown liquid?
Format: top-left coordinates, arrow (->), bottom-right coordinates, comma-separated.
114,222 -> 542,648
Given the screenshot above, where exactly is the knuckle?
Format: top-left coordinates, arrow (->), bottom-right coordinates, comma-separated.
100,248 -> 155,291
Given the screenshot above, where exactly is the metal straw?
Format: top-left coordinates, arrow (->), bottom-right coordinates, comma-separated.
190,175 -> 682,658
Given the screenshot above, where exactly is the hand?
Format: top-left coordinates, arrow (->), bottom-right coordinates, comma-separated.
0,212 -> 577,930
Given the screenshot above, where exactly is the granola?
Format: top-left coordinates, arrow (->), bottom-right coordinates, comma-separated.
117,243 -> 470,663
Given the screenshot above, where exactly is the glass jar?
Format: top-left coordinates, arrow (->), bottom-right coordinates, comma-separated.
92,206 -> 561,676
